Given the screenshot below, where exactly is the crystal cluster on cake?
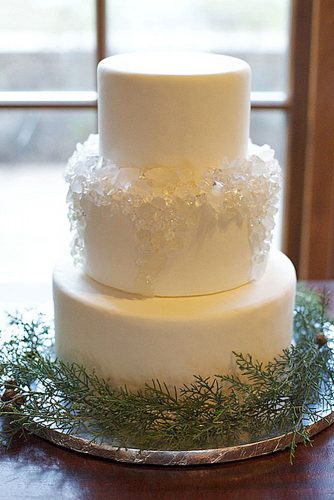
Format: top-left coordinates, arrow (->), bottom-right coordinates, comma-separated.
53,52 -> 296,390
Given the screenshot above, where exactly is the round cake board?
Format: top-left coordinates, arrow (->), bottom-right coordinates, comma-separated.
33,406 -> 334,466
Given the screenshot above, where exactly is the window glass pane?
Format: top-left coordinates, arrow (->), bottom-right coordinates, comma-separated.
250,110 -> 287,248
107,0 -> 291,91
0,110 -> 95,163
251,110 -> 286,165
0,110 -> 95,307
0,0 -> 95,90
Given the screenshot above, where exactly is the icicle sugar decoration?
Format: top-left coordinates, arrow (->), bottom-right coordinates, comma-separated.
65,135 -> 281,285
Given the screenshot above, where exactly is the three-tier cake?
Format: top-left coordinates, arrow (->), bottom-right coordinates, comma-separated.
53,52 -> 296,390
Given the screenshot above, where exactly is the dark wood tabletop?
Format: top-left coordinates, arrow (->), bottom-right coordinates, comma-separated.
1,281 -> 334,500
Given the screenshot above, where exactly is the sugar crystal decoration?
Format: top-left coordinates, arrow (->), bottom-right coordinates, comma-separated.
65,135 -> 281,290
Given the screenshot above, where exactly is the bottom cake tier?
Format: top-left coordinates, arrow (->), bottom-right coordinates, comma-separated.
53,250 -> 296,390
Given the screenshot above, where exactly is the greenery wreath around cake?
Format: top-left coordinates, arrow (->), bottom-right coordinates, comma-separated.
0,286 -> 333,463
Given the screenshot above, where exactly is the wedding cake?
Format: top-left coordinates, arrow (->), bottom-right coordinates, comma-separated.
53,52 -> 296,390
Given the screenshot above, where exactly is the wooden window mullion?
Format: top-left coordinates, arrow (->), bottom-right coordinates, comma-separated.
299,0 -> 334,278
96,0 -> 107,68
284,0 -> 313,272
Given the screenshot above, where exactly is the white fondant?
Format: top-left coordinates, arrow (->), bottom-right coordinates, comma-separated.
83,199 -> 253,296
98,52 -> 250,171
53,250 -> 296,391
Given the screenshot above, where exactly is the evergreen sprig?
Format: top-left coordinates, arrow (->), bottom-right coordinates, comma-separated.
0,286 -> 333,462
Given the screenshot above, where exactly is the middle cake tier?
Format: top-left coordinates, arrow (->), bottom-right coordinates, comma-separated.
66,138 -> 281,297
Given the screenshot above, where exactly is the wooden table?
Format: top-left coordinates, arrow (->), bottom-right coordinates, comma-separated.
1,282 -> 334,500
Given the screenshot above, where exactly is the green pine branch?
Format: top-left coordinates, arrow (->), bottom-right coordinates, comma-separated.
0,285 -> 333,462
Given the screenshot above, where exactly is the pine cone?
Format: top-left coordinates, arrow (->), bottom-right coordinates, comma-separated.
315,332 -> 328,347
1,389 -> 17,402
4,379 -> 17,389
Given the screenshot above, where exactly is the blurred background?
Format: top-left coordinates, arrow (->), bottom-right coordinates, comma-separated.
0,0 -> 333,306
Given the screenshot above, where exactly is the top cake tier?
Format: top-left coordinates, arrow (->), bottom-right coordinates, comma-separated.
98,52 -> 250,172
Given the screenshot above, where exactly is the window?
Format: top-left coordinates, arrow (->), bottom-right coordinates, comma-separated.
1,0 -> 332,305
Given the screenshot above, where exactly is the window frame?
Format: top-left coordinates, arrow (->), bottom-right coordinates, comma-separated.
0,0 -> 291,112
288,0 -> 334,278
